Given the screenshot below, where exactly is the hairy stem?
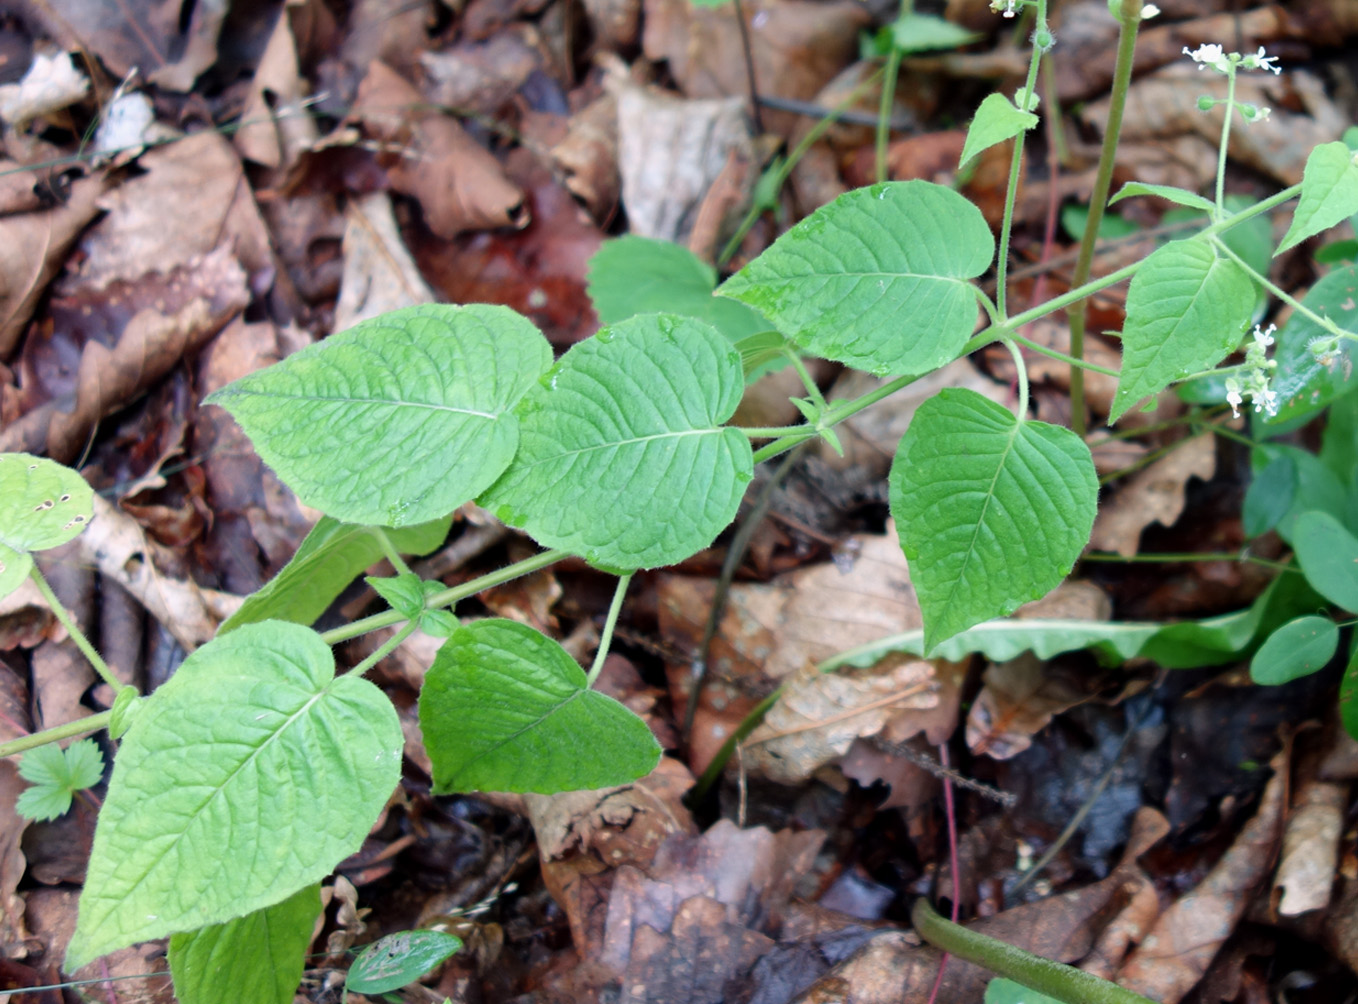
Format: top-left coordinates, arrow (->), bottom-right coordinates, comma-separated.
345,620 -> 420,679
994,0 -> 1047,319
0,710 -> 114,759
30,566 -> 128,696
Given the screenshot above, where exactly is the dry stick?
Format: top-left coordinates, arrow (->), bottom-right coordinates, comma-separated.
730,0 -> 764,135
925,743 -> 962,1004
1066,0 -> 1144,437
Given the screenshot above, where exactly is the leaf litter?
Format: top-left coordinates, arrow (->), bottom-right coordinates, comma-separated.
0,1 -> 1353,1002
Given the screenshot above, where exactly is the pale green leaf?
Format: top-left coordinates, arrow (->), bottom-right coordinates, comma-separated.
221,515 -> 450,632
347,930 -> 463,993
108,688 -> 142,740
168,884 -> 322,1004
587,236 -> 771,343
986,978 -> 1064,1004
16,739 -> 105,822
420,619 -> 662,794
1250,615 -> 1338,684
1277,142 -> 1358,254
1110,182 -> 1215,213
960,93 -> 1038,170
205,304 -> 551,527
1265,264 -> 1358,426
66,621 -> 402,969
888,389 -> 1097,651
1294,510 -> 1358,611
367,573 -> 426,619
479,314 -> 752,570
1111,239 -> 1253,422
0,453 -> 94,598
717,181 -> 993,377
888,12 -> 981,53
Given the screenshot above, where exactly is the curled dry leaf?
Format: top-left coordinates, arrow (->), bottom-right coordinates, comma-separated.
351,60 -> 526,239
234,6 -> 317,172
1116,751 -> 1288,1003
0,51 -> 88,127
551,92 -> 620,219
1090,434 -> 1216,558
1275,775 -> 1345,916
333,192 -> 436,332
743,657 -> 939,784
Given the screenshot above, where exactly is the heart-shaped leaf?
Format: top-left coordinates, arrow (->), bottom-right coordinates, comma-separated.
206,304 -> 551,527
717,181 -> 992,377
420,619 -> 661,794
0,453 -> 93,598
1111,239 -> 1253,422
960,93 -> 1038,170
889,389 -> 1098,650
66,621 -> 402,969
479,314 -> 752,570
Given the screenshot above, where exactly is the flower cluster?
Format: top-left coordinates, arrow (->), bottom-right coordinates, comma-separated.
1183,44 -> 1281,76
1224,324 -> 1279,418
990,0 -> 1020,16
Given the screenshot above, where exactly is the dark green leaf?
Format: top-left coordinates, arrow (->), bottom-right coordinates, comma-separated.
1266,264 -> 1358,426
1242,453 -> 1296,538
1341,647 -> 1358,742
420,619 -> 662,794
347,930 -> 463,993
1250,616 -> 1338,684
1294,510 -> 1358,610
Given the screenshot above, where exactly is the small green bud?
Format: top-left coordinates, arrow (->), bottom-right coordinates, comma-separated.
1197,95 -> 1216,112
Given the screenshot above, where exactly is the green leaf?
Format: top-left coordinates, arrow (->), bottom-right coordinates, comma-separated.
960,93 -> 1038,170
1109,182 -> 1216,213
0,453 -> 94,598
15,739 -> 105,822
1277,141 -> 1358,254
347,930 -> 463,993
1060,205 -> 1140,243
1242,453 -> 1296,538
205,304 -> 551,528
733,330 -> 795,379
1111,239 -> 1254,422
1254,445 -> 1348,543
479,314 -> 753,571
888,12 -> 981,54
718,181 -> 993,377
1342,647 -> 1358,743
1294,510 -> 1358,610
1250,615 -> 1338,685
587,236 -> 772,344
168,884 -> 321,1004
221,515 -> 451,633
888,389 -> 1098,650
420,619 -> 662,794
1265,264 -> 1358,426
108,687 -> 142,740
65,621 -> 402,969
985,977 -> 1064,1004
368,573 -> 426,619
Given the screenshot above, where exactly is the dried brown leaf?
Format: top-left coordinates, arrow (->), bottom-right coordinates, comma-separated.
234,7 -> 318,172
1275,776 -> 1345,916
333,192 -> 436,331
1090,434 -> 1216,558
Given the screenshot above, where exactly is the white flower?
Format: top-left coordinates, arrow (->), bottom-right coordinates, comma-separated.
1225,378 -> 1244,419
990,0 -> 1020,16
1241,47 -> 1281,74
1254,386 -> 1279,416
1252,323 -> 1276,349
1184,43 -> 1229,73
1141,3 -> 1160,17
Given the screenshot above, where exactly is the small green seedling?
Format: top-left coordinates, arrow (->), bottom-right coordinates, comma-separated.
15,739 -> 104,821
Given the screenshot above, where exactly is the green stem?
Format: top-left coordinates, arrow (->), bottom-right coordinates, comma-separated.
1066,0 -> 1143,437
1009,331 -> 1121,377
740,425 -> 816,440
587,573 -> 632,687
751,429 -> 820,465
344,620 -> 419,679
29,566 -> 129,695
1003,338 -> 1030,419
0,710 -> 114,759
787,351 -> 828,410
373,529 -> 414,577
1215,67 -> 1238,214
1213,238 -> 1348,340
994,0 -> 1047,319
319,549 -> 568,645
688,686 -> 784,803
911,899 -> 1158,1004
876,47 -> 903,184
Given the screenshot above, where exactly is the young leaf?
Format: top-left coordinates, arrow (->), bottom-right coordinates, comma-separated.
587,236 -> 771,343
221,515 -> 451,633
1293,510 -> 1358,611
479,314 -> 753,570
347,930 -> 463,994
168,884 -> 322,1004
15,739 -> 104,822
108,687 -> 142,740
1110,239 -> 1253,422
886,12 -> 981,54
1277,142 -> 1358,254
0,453 -> 94,598
205,304 -> 551,528
367,573 -> 427,620
1265,264 -> 1358,427
717,181 -> 993,377
960,93 -> 1038,170
1109,182 -> 1215,213
420,618 -> 662,794
1250,615 -> 1338,685
888,389 -> 1098,651
65,621 -> 402,970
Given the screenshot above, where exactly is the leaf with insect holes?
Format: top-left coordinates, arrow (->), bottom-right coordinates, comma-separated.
1111,239 -> 1253,422
420,618 -> 661,794
347,930 -> 464,993
1278,142 -> 1358,254
65,621 -> 402,970
1251,616 -> 1338,685
889,389 -> 1097,651
960,93 -> 1038,170
0,453 -> 93,599
15,739 -> 104,822
717,181 -> 992,377
168,885 -> 321,1004
205,304 -> 551,528
479,314 -> 752,571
